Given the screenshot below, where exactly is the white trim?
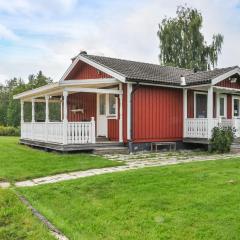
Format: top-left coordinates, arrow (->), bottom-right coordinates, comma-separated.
212,67 -> 240,85
207,86 -> 213,139
60,78 -> 119,86
232,96 -> 240,118
218,94 -> 227,118
127,83 -> 132,140
60,55 -> 126,83
194,91 -> 208,118
106,94 -> 118,119
119,83 -> 123,142
134,82 -> 184,89
213,85 -> 240,92
64,87 -> 123,95
183,89 -> 188,138
13,83 -> 59,99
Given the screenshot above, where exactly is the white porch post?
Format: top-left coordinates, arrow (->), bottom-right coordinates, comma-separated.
45,95 -> 49,141
63,90 -> 68,145
45,96 -> 49,122
207,86 -> 213,139
91,117 -> 96,143
20,100 -> 24,124
31,98 -> 35,140
31,98 -> 35,123
127,83 -> 132,140
216,91 -> 220,118
119,84 -> 123,142
20,100 -> 24,139
183,89 -> 188,138
60,97 -> 63,121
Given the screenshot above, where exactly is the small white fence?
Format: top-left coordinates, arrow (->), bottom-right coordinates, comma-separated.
184,118 -> 240,139
21,118 -> 96,144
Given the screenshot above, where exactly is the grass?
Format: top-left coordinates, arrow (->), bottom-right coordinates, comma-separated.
0,188 -> 54,240
0,137 -> 122,182
20,158 -> 240,240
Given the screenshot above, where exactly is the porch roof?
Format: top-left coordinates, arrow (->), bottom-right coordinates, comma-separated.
13,78 -> 121,100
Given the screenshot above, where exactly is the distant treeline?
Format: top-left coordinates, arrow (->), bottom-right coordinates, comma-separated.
0,71 -> 60,127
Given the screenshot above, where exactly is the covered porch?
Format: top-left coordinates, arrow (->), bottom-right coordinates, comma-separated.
183,84 -> 240,142
15,79 -> 124,148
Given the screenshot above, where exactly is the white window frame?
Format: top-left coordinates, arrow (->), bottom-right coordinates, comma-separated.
232,96 -> 240,118
194,91 -> 208,118
106,94 -> 118,119
218,94 -> 227,118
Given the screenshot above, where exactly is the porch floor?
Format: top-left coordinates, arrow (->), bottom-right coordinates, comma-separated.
20,138 -> 126,153
183,138 -> 209,144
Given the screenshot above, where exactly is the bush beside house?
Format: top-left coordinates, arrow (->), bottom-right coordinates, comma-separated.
0,126 -> 20,136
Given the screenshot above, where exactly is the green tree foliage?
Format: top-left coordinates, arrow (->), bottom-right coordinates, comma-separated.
0,71 -> 60,127
157,5 -> 224,71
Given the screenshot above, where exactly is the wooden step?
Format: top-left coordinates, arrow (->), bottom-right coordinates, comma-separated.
230,143 -> 240,153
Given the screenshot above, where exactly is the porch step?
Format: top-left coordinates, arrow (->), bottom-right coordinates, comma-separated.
230,143 -> 240,153
93,146 -> 129,155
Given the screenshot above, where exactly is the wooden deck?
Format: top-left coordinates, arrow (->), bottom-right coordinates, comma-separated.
183,138 -> 209,144
20,138 -> 127,153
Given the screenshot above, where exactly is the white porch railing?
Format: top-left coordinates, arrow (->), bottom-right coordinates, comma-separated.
21,118 -> 96,144
184,118 -> 240,139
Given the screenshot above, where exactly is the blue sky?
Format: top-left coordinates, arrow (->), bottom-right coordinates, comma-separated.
0,0 -> 240,83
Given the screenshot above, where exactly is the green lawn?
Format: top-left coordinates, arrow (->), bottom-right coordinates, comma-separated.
0,188 -> 54,240
20,158 -> 240,240
0,137 -> 122,182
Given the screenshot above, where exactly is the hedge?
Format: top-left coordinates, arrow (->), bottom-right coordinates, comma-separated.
0,126 -> 20,136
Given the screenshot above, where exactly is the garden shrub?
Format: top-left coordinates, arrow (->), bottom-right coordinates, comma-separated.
210,126 -> 235,153
0,126 -> 20,136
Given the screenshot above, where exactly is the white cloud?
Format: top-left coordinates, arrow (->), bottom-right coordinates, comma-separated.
0,0 -> 240,84
0,24 -> 19,41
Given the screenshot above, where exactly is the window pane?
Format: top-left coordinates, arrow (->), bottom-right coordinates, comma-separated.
196,94 -> 207,118
220,97 -> 225,116
99,94 -> 105,115
234,99 -> 239,117
109,95 -> 116,115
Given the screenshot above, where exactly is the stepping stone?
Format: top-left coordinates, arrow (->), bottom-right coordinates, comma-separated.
0,182 -> 10,189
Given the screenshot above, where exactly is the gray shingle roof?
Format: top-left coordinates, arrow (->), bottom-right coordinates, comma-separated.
81,54 -> 239,86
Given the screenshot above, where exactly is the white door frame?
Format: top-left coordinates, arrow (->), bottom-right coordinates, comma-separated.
96,93 -> 108,137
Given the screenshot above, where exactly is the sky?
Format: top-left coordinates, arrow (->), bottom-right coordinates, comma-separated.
0,0 -> 240,84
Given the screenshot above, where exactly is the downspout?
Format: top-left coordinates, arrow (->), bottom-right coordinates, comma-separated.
128,82 -> 140,152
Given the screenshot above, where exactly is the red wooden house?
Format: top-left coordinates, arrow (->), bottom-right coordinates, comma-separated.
14,52 -> 240,152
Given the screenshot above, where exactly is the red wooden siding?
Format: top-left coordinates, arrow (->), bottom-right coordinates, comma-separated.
187,90 -> 194,118
227,95 -> 232,119
216,79 -> 240,89
132,86 -> 183,142
107,84 -> 128,142
65,61 -> 110,80
68,93 -> 96,122
108,119 -> 119,141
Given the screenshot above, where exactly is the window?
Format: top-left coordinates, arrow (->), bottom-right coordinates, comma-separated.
219,96 -> 226,117
108,94 -> 117,115
234,98 -> 239,117
195,93 -> 207,118
99,94 -> 106,115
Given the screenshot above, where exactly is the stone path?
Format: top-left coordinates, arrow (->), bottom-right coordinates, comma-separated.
15,151 -> 239,187
0,182 -> 10,189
